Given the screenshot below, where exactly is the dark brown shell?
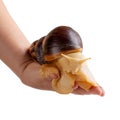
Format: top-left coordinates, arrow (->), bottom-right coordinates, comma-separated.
29,26 -> 83,64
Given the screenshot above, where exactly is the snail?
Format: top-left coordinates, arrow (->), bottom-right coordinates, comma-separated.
29,26 -> 99,94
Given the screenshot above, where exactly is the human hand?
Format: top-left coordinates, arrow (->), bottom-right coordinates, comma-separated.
20,54 -> 104,96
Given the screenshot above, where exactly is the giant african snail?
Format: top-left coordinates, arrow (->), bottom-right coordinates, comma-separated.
29,26 -> 102,95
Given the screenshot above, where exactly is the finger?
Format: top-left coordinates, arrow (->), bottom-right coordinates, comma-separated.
73,86 -> 105,96
40,73 -> 59,91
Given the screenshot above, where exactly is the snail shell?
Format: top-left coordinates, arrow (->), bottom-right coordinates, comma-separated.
29,26 -> 83,64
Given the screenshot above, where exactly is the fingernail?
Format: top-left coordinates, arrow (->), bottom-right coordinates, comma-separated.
50,74 -> 58,79
91,86 -> 105,96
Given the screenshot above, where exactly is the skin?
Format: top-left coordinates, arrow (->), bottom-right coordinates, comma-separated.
0,0 -> 104,96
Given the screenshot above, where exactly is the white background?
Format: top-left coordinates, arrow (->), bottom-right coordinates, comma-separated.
0,0 -> 120,119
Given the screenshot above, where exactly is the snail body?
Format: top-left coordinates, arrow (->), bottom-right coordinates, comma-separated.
29,26 -> 98,94
52,52 -> 97,93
